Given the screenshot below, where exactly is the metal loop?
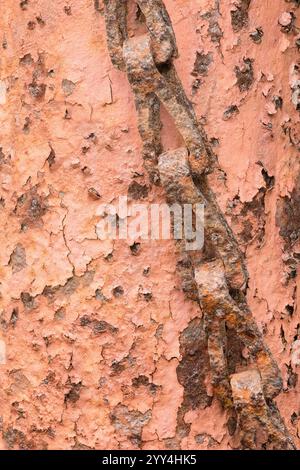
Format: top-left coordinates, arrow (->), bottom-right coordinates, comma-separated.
137,0 -> 178,64
123,35 -> 209,176
103,0 -> 177,71
103,0 -> 128,70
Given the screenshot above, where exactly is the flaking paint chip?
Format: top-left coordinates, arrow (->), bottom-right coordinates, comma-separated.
0,340 -> 6,365
0,80 -> 7,105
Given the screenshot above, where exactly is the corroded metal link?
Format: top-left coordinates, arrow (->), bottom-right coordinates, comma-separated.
103,0 -> 128,70
206,312 -> 232,409
134,91 -> 162,183
123,35 -> 209,175
137,0 -> 178,64
194,260 -> 282,401
158,149 -> 282,402
158,148 -> 247,290
103,1 -> 186,181
104,1 -> 210,177
231,371 -> 295,450
103,0 -> 177,70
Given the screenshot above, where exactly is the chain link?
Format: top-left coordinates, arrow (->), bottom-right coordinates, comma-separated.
103,0 -> 295,449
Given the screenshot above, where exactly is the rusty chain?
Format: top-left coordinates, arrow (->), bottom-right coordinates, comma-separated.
103,0 -> 295,449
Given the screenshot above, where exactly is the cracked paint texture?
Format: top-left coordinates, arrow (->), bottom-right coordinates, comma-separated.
0,0 -> 300,449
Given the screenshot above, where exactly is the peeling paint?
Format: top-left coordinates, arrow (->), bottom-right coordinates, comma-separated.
0,0 -> 300,450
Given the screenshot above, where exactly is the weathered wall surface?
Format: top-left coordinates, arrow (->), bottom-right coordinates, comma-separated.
0,0 -> 300,450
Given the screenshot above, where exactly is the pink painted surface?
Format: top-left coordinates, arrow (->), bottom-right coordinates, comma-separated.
0,0 -> 299,449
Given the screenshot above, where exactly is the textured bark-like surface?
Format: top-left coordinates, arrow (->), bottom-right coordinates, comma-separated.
0,0 -> 300,450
